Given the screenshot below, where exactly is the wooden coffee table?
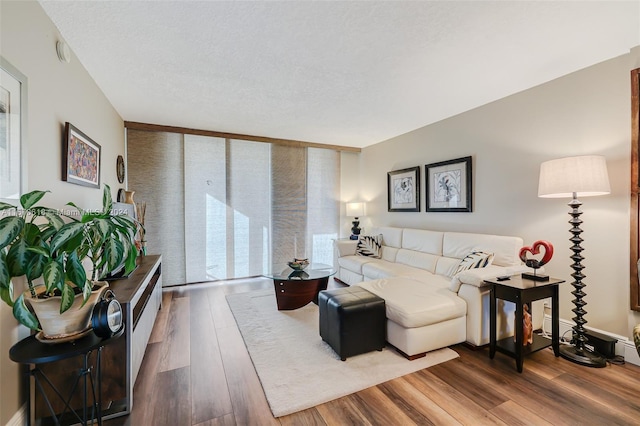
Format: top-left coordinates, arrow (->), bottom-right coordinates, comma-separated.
264,265 -> 336,310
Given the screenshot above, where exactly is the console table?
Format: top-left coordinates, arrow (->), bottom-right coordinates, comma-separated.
33,255 -> 162,421
484,275 -> 564,373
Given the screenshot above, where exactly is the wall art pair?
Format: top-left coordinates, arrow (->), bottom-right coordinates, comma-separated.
387,156 -> 472,213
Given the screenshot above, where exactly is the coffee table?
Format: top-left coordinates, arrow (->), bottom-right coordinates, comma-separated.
264,264 -> 336,310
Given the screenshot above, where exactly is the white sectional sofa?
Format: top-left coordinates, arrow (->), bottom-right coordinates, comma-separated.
335,226 -> 541,359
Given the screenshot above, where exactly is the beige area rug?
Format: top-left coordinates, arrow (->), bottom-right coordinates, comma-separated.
226,289 -> 459,417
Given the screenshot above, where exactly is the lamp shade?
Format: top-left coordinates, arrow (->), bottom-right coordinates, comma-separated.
538,155 -> 610,198
346,202 -> 365,217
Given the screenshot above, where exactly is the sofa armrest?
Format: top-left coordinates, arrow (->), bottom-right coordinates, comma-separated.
449,264 -> 538,292
335,239 -> 358,257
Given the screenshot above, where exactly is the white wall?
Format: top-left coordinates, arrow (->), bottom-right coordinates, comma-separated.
359,47 -> 640,343
0,2 -> 125,423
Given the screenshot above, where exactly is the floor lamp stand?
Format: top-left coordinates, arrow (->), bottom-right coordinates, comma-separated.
559,194 -> 606,367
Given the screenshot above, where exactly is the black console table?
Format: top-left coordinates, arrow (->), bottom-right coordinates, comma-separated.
10,329 -> 124,425
484,275 -> 565,373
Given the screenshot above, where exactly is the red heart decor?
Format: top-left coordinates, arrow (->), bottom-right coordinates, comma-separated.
519,240 -> 554,269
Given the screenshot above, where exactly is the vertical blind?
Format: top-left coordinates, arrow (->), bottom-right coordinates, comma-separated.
127,130 -> 186,287
128,130 -> 340,285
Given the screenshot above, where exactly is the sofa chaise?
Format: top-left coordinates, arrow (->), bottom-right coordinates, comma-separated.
334,226 -> 542,359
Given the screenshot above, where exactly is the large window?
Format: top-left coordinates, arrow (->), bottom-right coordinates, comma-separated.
128,130 -> 340,285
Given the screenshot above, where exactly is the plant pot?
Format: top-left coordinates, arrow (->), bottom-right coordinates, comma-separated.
26,281 -> 109,341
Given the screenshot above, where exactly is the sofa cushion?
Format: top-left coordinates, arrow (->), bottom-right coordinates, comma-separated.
395,248 -> 439,273
442,232 -> 522,267
435,256 -> 461,277
401,229 -> 444,255
454,251 -> 494,275
357,277 -> 466,329
370,226 -> 403,248
448,264 -> 529,292
380,246 -> 399,263
356,234 -> 383,258
362,261 -> 416,280
338,255 -> 377,274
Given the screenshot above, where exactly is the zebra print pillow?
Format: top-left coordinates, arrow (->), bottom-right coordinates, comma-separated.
454,251 -> 494,275
356,234 -> 383,258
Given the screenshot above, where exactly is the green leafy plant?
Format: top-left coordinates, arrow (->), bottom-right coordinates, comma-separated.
0,185 -> 138,330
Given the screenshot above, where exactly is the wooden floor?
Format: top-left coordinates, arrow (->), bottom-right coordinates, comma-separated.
105,278 -> 640,426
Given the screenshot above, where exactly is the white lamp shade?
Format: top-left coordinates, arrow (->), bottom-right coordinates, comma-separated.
346,202 -> 365,217
538,155 -> 610,198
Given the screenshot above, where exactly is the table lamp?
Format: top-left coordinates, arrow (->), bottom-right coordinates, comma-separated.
538,155 -> 610,367
346,202 -> 365,240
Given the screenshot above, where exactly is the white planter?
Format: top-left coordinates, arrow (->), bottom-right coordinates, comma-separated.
26,281 -> 108,340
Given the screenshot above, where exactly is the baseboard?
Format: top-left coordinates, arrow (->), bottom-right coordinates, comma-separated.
543,314 -> 639,366
7,404 -> 26,426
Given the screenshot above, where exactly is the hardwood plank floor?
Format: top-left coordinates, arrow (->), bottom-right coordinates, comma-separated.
105,278 -> 640,426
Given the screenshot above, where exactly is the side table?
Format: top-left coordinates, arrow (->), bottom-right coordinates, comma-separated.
264,265 -> 336,310
9,328 -> 124,425
484,275 -> 564,373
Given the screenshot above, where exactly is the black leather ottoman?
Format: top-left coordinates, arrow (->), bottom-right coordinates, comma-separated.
318,286 -> 386,361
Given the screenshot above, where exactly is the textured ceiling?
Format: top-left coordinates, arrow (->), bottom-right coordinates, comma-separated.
39,1 -> 640,148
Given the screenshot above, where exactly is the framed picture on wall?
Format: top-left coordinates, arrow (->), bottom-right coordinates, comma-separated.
425,156 -> 472,212
0,57 -> 27,204
62,122 -> 101,188
387,166 -> 420,212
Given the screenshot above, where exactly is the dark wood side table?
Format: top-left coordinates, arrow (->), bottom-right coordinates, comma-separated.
484,275 -> 564,373
9,329 -> 124,425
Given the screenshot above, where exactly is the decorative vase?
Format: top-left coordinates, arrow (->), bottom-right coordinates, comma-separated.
124,190 -> 135,205
26,281 -> 109,341
634,324 -> 640,358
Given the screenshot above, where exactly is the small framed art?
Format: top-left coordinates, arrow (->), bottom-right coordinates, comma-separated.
425,156 -> 472,212
62,122 -> 101,188
0,57 -> 27,204
387,166 -> 420,212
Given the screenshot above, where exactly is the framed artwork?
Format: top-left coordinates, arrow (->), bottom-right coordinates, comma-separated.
0,57 -> 27,204
426,156 -> 472,212
388,166 -> 420,212
62,122 -> 101,188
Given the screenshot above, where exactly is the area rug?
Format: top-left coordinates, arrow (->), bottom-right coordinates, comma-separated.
226,289 -> 459,417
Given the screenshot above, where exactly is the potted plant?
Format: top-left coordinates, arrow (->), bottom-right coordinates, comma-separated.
0,185 -> 138,339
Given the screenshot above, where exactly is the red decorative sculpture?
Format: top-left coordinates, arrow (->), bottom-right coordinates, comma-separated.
519,240 -> 554,269
519,240 -> 554,281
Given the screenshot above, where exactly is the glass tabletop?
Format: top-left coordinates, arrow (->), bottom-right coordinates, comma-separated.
264,263 -> 336,281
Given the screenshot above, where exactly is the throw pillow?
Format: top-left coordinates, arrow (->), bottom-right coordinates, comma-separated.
356,234 -> 383,258
454,251 -> 494,275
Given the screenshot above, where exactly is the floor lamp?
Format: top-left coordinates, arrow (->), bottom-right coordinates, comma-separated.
538,155 -> 610,367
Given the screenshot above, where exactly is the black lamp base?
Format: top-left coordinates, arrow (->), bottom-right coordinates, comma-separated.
350,218 -> 361,240
559,344 -> 606,368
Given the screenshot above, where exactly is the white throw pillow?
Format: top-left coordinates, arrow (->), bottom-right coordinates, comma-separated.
356,234 -> 383,258
454,251 -> 494,275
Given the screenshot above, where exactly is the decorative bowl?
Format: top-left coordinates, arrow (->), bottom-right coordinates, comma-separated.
288,258 -> 309,271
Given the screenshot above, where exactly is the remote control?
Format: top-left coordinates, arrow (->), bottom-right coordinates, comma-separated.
496,275 -> 511,281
